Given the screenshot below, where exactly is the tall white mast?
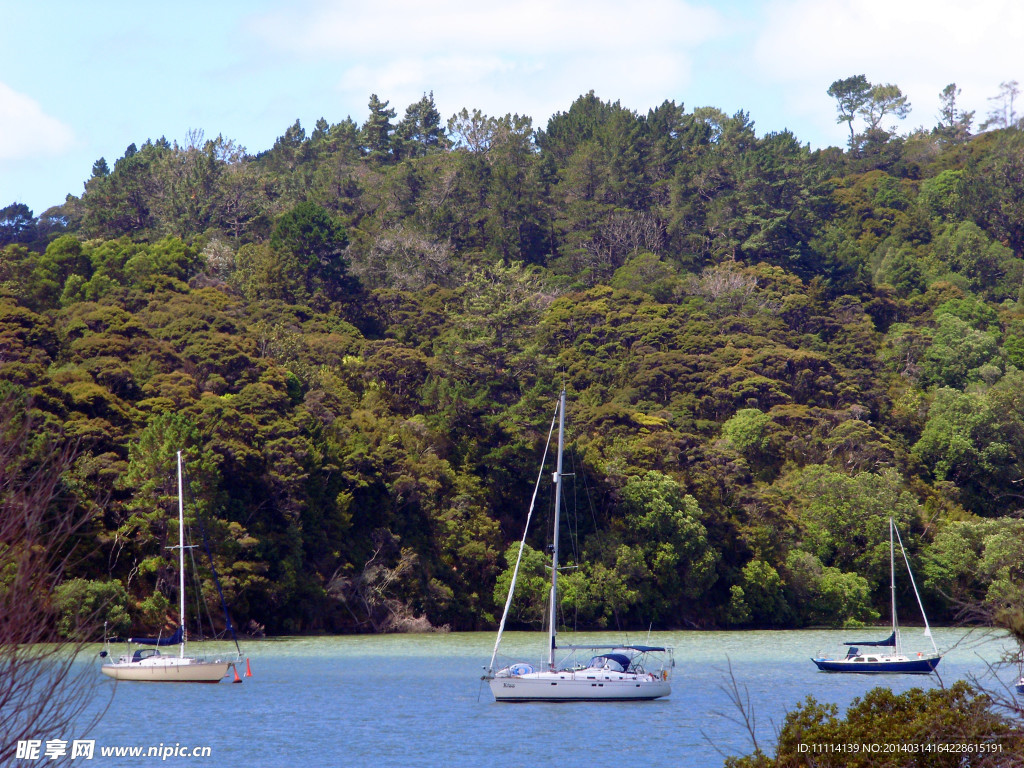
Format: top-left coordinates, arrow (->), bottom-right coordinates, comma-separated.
889,517 -> 899,656
547,389 -> 566,670
177,450 -> 186,659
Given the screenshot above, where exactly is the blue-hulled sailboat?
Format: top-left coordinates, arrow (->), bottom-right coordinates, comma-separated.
812,518 -> 941,674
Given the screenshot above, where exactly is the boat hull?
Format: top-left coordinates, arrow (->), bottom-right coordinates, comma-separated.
101,660 -> 231,683
489,672 -> 670,702
811,656 -> 940,674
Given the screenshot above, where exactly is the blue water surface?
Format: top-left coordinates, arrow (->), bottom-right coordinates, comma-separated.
66,627 -> 1012,767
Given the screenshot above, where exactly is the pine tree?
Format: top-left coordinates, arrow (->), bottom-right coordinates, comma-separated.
361,94 -> 396,163
91,158 -> 110,178
395,92 -> 445,159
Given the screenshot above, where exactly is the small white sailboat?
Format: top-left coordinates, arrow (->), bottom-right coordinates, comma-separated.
101,451 -> 235,683
812,517 -> 941,674
483,390 -> 673,701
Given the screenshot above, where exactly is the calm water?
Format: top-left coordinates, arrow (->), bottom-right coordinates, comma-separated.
65,628 -> 1011,767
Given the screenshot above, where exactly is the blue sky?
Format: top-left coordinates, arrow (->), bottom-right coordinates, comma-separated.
2,0 -> 1022,215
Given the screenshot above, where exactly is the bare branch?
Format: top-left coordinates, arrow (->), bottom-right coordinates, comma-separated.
0,393 -> 111,766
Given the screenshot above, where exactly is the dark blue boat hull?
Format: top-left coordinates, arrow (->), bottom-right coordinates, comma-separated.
812,656 -> 940,674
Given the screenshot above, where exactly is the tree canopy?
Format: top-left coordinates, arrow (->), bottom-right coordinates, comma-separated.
4,80 -> 1024,637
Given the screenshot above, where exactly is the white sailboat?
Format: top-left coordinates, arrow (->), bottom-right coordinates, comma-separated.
101,451 -> 235,683
483,390 -> 673,701
811,517 -> 941,674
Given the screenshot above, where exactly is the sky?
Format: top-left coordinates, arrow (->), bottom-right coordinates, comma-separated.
1,0 -> 1022,215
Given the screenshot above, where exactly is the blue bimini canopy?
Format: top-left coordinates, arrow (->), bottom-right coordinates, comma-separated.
588,653 -> 632,672
128,625 -> 183,646
843,631 -> 896,647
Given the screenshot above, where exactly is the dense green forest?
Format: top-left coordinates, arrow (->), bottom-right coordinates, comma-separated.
3,78 -> 1024,637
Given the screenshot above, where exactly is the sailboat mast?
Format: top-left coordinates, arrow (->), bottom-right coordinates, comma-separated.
889,517 -> 899,656
547,389 -> 566,670
177,451 -> 186,659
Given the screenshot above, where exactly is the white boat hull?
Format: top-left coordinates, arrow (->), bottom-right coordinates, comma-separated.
489,670 -> 670,701
486,395 -> 673,704
101,658 -> 231,683
102,453 -> 239,685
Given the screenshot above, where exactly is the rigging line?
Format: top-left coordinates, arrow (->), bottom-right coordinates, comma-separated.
577,440 -> 601,534
569,436 -> 625,635
567,443 -> 581,567
185,530 -> 213,640
180,460 -> 214,640
183,454 -> 242,655
567,444 -> 581,637
192,526 -> 220,640
196,511 -> 242,656
893,522 -> 938,656
546,474 -> 555,552
486,402 -> 559,674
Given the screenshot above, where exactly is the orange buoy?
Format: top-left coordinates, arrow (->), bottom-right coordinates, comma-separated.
245,657 -> 253,677
232,664 -> 242,683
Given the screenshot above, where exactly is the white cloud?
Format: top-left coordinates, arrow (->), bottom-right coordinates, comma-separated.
335,48 -> 693,126
252,0 -> 721,57
249,0 -> 721,121
754,0 -> 1024,82
752,0 -> 1024,141
0,82 -> 75,161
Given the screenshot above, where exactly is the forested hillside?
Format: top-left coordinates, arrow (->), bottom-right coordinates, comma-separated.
3,81 -> 1024,636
